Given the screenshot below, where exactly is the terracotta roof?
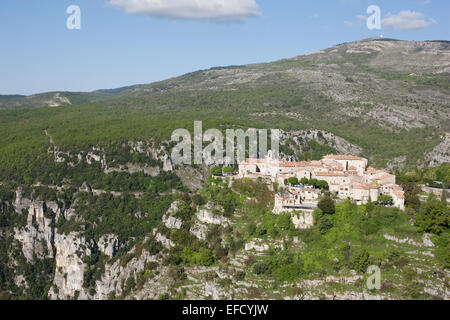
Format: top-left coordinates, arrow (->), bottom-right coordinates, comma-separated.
378,174 -> 395,180
323,155 -> 366,161
240,159 -> 266,165
283,162 -> 300,167
298,188 -> 318,192
315,172 -> 347,177
295,168 -> 311,173
353,182 -> 376,190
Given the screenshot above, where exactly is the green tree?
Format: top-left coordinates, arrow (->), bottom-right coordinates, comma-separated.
288,177 -> 299,185
316,180 -> 329,190
415,197 -> 449,235
308,178 -> 319,188
401,182 -> 421,211
318,196 -> 335,215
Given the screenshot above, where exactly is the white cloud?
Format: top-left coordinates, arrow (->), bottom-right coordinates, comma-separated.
356,14 -> 366,21
382,10 -> 437,30
106,0 -> 261,23
419,0 -> 432,5
344,21 -> 353,27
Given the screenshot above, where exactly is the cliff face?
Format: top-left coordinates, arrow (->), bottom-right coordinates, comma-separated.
4,187 -> 174,300
48,232 -> 89,299
11,188 -> 90,299
14,202 -> 54,263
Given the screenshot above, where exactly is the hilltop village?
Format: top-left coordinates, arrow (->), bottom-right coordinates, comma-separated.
238,152 -> 405,216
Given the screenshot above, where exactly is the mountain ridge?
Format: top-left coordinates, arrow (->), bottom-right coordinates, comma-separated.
1,38 -> 448,109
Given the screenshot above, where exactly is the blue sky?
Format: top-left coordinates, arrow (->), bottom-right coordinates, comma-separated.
0,0 -> 448,95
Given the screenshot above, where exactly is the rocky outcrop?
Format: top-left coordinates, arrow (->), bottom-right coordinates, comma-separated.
190,222 -> 208,240
383,234 -> 422,247
245,239 -> 284,252
104,163 -> 161,177
196,204 -> 229,225
291,211 -> 314,229
422,133 -> 450,167
98,234 -> 120,258
94,240 -> 161,299
128,140 -> 173,172
49,232 -> 90,300
422,234 -> 435,247
48,140 -> 173,178
45,93 -> 71,107
175,164 -> 210,191
280,129 -> 363,159
154,232 -> 175,249
245,241 -> 269,252
13,187 -> 32,213
162,201 -> 183,230
14,202 -> 54,262
163,216 -> 183,230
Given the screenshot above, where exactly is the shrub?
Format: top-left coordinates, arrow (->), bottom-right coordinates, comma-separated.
253,262 -> 269,275
275,263 -> 302,282
192,194 -> 206,207
351,249 -> 371,273
223,166 -> 235,174
377,195 -> 393,206
434,232 -> 450,268
318,215 -> 334,235
164,247 -> 183,266
168,266 -> 186,281
247,223 -> 257,237
245,255 -> 256,266
145,237 -> 163,255
211,167 -> 222,176
235,271 -> 246,281
194,248 -> 216,266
